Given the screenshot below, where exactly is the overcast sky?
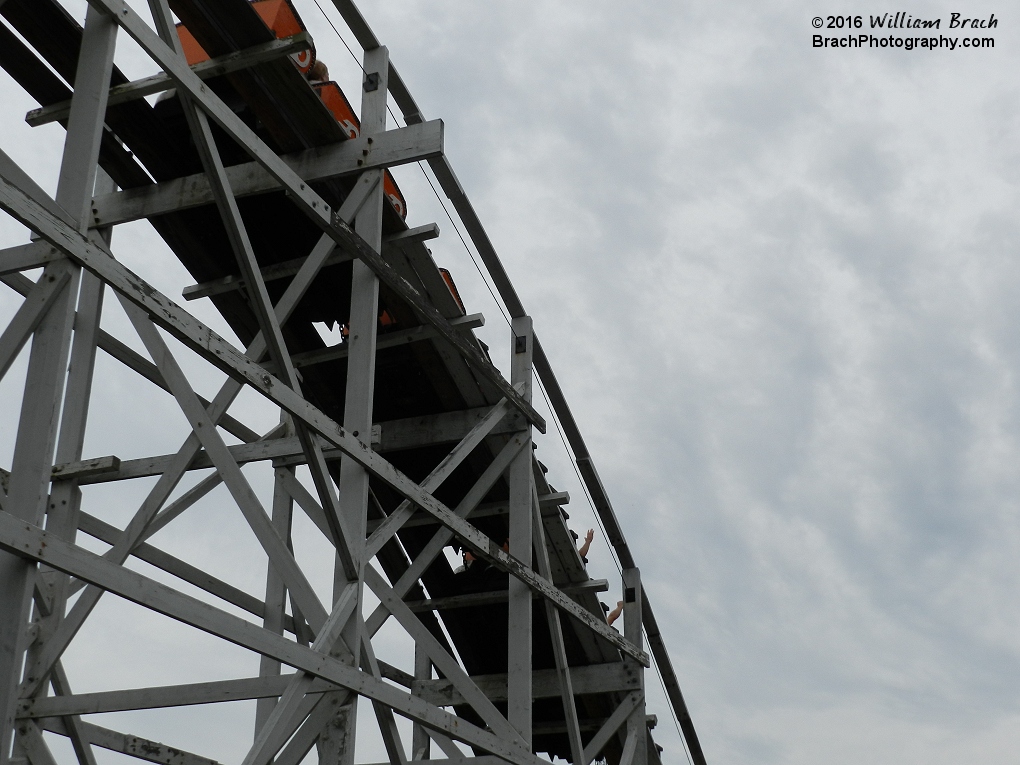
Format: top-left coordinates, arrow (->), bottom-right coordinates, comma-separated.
1,1 -> 1019,764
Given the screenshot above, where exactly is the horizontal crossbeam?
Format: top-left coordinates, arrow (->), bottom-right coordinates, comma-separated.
26,33 -> 313,127
0,242 -> 64,276
365,491 -> 570,533
405,662 -> 640,705
51,456 -> 120,480
287,313 -> 484,372
404,578 -> 608,613
19,674 -> 329,717
89,120 -> 443,227
64,400 -> 515,484
180,223 -> 438,301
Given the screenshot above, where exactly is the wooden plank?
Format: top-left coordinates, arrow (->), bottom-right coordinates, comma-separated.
0,267 -> 73,382
404,579 -> 609,613
75,402 -> 519,485
50,455 -> 120,480
507,317 -> 535,743
181,248 -> 352,301
89,121 -> 444,227
180,224 -> 439,301
69,437 -> 294,484
38,717 -> 220,765
26,33 -> 312,127
288,313 -> 484,372
365,400 -> 515,558
0,242 -> 62,276
14,720 -> 61,765
623,567 -> 648,765
417,662 -> 640,707
370,395 -> 519,454
364,491 -> 568,533
529,483 -> 583,764
19,674 -> 336,717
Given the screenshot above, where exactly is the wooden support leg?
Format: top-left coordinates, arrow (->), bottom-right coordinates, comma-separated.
411,647 -> 431,761
320,43 -> 390,765
507,317 -> 534,746
0,5 -> 115,758
255,458 -> 296,738
622,568 -> 648,765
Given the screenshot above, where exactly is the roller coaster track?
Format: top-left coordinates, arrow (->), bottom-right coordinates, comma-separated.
0,1 -> 706,763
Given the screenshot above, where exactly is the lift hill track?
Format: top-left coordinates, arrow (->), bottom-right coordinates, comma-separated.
0,0 -> 707,763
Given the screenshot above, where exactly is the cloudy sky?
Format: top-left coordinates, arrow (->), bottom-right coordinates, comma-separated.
2,1 -> 1019,764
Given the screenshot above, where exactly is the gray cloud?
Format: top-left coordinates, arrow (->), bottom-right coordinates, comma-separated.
3,0 -> 1020,762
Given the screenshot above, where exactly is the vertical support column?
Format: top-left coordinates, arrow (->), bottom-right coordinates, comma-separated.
507,316 -> 534,746
31,169 -> 112,635
22,172 -> 113,765
318,45 -> 389,765
0,7 -> 116,763
255,458 -> 296,738
52,8 -> 118,228
411,647 -> 431,761
39,273 -> 104,556
622,568 -> 647,765
0,272 -> 78,765
336,43 -> 388,565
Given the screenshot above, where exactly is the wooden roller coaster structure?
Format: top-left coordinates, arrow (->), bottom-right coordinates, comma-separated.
0,0 -> 707,763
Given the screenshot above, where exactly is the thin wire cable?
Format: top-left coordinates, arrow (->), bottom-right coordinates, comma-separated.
417,162 -> 513,328
310,0 -> 363,74
538,372 -> 694,763
648,628 -> 694,765
536,375 -> 622,576
537,369 -> 698,760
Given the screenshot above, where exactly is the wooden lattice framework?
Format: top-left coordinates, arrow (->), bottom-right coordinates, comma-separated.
0,1 -> 707,764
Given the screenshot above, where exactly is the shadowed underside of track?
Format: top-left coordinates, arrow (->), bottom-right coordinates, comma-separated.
0,0 -> 668,761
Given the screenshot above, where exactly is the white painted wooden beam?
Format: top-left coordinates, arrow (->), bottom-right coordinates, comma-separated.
89,121 -> 443,228
26,34 -> 313,128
